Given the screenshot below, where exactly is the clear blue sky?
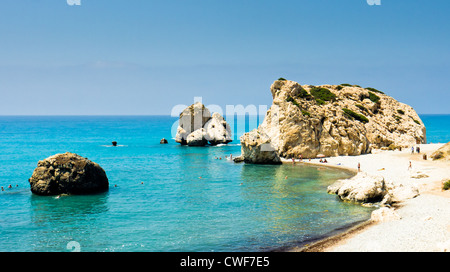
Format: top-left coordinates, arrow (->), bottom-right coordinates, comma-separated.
0,0 -> 449,115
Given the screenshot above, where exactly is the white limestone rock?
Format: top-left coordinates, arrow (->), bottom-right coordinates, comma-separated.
239,79 -> 426,163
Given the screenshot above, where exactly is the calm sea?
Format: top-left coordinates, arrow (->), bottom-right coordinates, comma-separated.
0,115 -> 447,252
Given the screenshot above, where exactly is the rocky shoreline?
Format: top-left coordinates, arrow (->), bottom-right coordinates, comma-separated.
281,143 -> 450,252
237,79 -> 426,164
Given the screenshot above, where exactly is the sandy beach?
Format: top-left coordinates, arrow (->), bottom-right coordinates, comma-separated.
284,143 -> 450,252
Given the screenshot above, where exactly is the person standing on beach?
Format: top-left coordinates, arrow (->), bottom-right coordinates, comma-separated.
358,162 -> 361,172
411,146 -> 414,154
408,161 -> 412,170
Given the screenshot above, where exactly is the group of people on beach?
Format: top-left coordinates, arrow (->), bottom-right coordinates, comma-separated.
411,146 -> 421,154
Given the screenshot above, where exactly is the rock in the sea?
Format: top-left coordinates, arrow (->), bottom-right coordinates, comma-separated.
175,102 -> 211,145
204,112 -> 232,145
186,128 -> 208,146
29,152 -> 109,196
175,102 -> 232,146
430,141 -> 450,161
239,129 -> 281,164
160,138 -> 168,144
239,79 -> 426,163
232,156 -> 245,163
327,172 -> 386,203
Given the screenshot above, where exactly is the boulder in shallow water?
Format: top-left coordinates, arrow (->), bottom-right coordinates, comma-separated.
29,152 -> 109,196
327,172 -> 386,203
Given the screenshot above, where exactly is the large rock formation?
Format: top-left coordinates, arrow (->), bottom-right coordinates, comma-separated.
175,102 -> 232,146
239,79 -> 426,163
29,152 -> 109,196
430,142 -> 450,161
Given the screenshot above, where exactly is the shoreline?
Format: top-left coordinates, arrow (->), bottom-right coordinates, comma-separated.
280,143 -> 450,252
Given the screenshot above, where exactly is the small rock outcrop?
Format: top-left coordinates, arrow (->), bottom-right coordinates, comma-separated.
175,102 -> 232,146
160,138 -> 168,144
239,79 -> 426,163
431,142 -> 450,161
29,152 -> 109,196
327,172 -> 386,203
327,172 -> 419,205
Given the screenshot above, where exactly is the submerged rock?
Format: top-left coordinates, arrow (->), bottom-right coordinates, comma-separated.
239,79 -> 426,164
29,152 -> 109,196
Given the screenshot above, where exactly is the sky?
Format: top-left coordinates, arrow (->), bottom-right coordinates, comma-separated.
0,0 -> 449,115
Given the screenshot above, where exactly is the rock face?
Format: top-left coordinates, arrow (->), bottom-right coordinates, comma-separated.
431,142 -> 450,161
239,79 -> 426,163
175,102 -> 232,146
29,152 -> 109,196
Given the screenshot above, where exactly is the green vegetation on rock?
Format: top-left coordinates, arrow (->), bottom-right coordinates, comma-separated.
342,108 -> 369,124
355,104 -> 369,113
310,87 -> 336,103
368,92 -> 381,103
366,87 -> 385,94
443,180 -> 450,191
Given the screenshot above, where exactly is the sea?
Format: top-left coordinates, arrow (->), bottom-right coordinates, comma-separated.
0,114 -> 448,252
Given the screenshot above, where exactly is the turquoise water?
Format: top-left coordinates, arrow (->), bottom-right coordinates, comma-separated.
0,115 -> 447,252
420,115 -> 450,144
